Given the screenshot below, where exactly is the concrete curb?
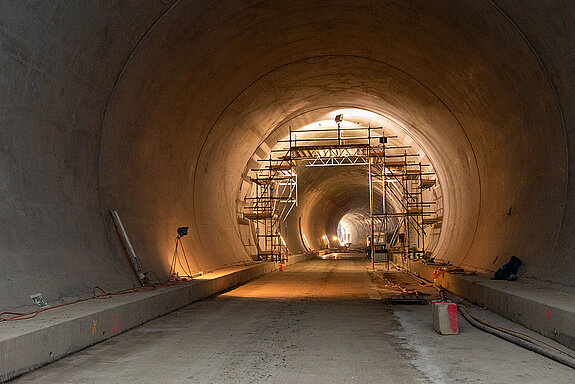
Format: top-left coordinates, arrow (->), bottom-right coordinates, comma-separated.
399,259 -> 575,350
0,253 -> 314,382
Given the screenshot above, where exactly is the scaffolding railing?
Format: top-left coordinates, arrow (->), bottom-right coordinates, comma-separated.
243,154 -> 296,262
244,115 -> 438,266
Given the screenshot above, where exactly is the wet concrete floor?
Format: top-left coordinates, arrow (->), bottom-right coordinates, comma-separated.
11,256 -> 574,383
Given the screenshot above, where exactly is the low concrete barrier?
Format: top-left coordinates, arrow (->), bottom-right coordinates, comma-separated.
0,253 -> 315,382
395,258 -> 575,350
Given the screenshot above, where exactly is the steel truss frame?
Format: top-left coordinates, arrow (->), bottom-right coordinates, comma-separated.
243,155 -> 296,262
244,121 -> 438,266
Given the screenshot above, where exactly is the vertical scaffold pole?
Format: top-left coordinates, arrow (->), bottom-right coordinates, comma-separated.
419,162 -> 425,258
368,124 -> 375,270
382,134 -> 389,271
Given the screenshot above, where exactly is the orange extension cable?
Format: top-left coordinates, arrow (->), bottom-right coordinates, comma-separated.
0,278 -> 187,323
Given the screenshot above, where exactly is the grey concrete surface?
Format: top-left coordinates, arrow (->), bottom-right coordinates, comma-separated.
400,258 -> 575,349
10,258 -> 575,384
1,1 -> 575,315
0,254 -> 313,383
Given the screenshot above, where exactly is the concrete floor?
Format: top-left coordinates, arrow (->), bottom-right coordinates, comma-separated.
11,256 -> 574,383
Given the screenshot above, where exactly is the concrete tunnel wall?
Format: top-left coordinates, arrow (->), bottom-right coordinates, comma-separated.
284,165 -> 391,252
1,1 -> 575,311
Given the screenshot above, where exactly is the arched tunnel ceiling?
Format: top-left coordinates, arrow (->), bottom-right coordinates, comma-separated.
295,165 -> 378,250
71,0 -> 573,281
102,54 -> 483,272
1,1 -> 575,309
290,165 -> 402,251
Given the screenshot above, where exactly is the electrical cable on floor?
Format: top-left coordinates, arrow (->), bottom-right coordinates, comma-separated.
3,221 -> 201,323
0,276 -> 190,323
391,261 -> 575,369
458,305 -> 575,369
372,270 -> 422,296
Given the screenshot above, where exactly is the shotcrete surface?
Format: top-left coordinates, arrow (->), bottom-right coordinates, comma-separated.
11,257 -> 574,384
2,0 -> 575,313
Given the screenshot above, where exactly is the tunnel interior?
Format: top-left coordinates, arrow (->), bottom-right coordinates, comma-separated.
241,107 -> 442,257
1,1 -> 575,313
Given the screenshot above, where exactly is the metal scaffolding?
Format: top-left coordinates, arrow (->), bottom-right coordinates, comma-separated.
244,116 -> 437,266
372,152 -> 437,264
244,155 -> 296,262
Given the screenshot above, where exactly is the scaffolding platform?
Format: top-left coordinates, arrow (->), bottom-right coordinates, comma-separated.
243,117 -> 439,265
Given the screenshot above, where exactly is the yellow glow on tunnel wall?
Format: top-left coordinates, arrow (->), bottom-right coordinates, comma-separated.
301,233 -> 311,251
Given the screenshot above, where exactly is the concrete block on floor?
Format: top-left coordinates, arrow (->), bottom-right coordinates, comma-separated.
432,302 -> 459,335
396,258 -> 575,349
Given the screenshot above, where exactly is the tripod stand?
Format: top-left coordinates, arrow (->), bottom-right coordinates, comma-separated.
168,234 -> 193,280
